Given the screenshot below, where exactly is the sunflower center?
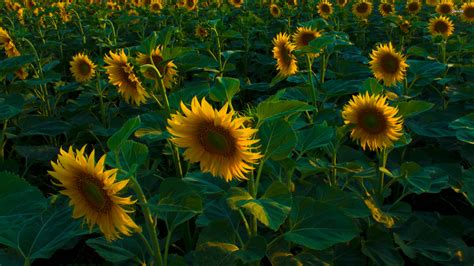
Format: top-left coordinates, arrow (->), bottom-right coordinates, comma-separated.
321,4 -> 331,13
439,4 -> 452,14
382,4 -> 393,13
79,61 -> 91,75
434,21 -> 448,33
199,124 -> 236,156
408,2 -> 419,11
151,3 -> 161,10
301,32 -> 316,46
358,108 -> 387,134
272,6 -> 279,14
379,53 -> 400,74
357,3 -> 369,13
465,6 -> 474,18
79,177 -> 111,212
186,0 -> 194,7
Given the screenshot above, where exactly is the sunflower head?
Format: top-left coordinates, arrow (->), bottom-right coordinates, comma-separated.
229,0 -> 243,8
136,46 -> 178,89
150,2 -> 163,12
406,1 -> 421,14
70,53 -> 96,83
167,97 -> 262,181
379,2 -> 395,16
0,27 -> 20,57
195,24 -> 209,39
428,15 -> 454,38
342,92 -> 403,151
369,42 -> 408,87
461,2 -> 474,23
318,0 -> 333,19
104,50 -> 149,105
185,0 -> 198,10
270,4 -> 281,17
352,1 -> 373,19
48,146 -> 141,241
435,0 -> 454,15
272,32 -> 298,77
337,0 -> 349,7
399,18 -> 411,33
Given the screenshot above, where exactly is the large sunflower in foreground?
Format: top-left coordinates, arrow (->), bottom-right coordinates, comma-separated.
70,53 -> 96,83
167,97 -> 262,181
136,46 -> 178,89
435,0 -> 454,15
48,146 -> 140,241
428,16 -> 454,38
104,50 -> 149,105
352,1 -> 373,19
406,1 -> 422,14
272,32 -> 298,77
379,2 -> 395,16
318,0 -> 333,19
369,42 -> 408,86
342,92 -> 403,151
461,2 -> 474,23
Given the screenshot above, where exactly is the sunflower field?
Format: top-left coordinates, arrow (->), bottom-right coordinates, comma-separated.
1,0 -> 474,265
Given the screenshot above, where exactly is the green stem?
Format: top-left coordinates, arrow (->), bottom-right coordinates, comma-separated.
138,232 -> 154,258
0,119 -> 7,162
96,74 -> 107,126
306,55 -> 318,115
331,150 -> 337,186
163,228 -> 173,266
238,209 -> 252,237
70,9 -> 86,45
379,149 -> 388,196
441,39 -> 447,64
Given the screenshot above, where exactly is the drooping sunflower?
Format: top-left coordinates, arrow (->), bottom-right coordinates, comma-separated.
270,4 -> 281,17
337,0 -> 349,8
435,0 -> 454,15
292,26 -> 322,57
369,42 -> 408,87
406,0 -> 422,14
426,0 -> 438,6
167,97 -> 262,182
379,2 -> 395,16
0,27 -> 20,57
229,0 -> 243,8
318,0 -> 334,18
352,1 -> 373,19
136,46 -> 178,89
104,50 -> 149,105
461,2 -> 474,23
428,15 -> 454,38
342,92 -> 403,151
185,0 -> 198,10
272,32 -> 298,77
48,146 -> 141,241
70,53 -> 97,83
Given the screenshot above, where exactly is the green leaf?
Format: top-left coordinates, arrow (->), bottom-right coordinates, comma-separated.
150,178 -> 203,230
362,78 -> 384,95
394,100 -> 434,118
19,116 -> 70,136
259,119 -> 297,161
400,162 -> 450,194
296,123 -> 335,154
407,60 -> 446,86
0,55 -> 35,77
107,140 -> 148,174
256,100 -> 314,122
461,168 -> 474,206
449,113 -> 474,144
107,116 -> 141,151
233,236 -> 267,263
284,197 -> 359,250
210,77 -> 240,103
361,226 -> 404,266
227,181 -> 292,231
87,235 -> 146,263
314,184 -> 370,218
0,93 -> 24,120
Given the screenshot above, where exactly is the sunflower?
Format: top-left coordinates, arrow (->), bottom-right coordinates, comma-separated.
379,2 -> 395,16
185,0 -> 198,10
426,0 -> 438,6
0,27 -> 20,57
150,2 -> 163,12
399,17 -> 411,33
104,50 -> 149,105
428,15 -> 454,38
229,0 -> 243,8
292,26 -> 322,57
337,0 -> 349,8
369,43 -> 408,87
132,0 -> 142,6
318,0 -> 334,18
272,32 -> 298,77
287,0 -> 298,6
461,2 -> 474,23
270,4 -> 281,17
406,1 -> 421,14
435,0 -> 454,15
48,146 -> 140,241
136,46 -> 178,89
167,97 -> 262,181
352,1 -> 373,19
195,24 -> 209,39
128,9 -> 139,16
69,53 -> 96,83
342,92 -> 403,151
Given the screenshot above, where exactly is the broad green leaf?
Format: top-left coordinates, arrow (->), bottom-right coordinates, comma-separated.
259,119 -> 297,160
183,172 -> 229,195
461,168 -> 474,206
361,226 -> 404,266
87,235 -> 146,263
233,236 -> 267,263
407,60 -> 446,86
399,162 -> 450,194
227,181 -> 292,231
284,197 -> 359,250
362,78 -> 384,95
449,113 -> 474,144
0,55 -> 35,77
314,184 -> 370,218
256,100 -> 314,122
107,140 -> 148,174
0,93 -> 24,120
394,100 -> 434,118
210,77 -> 240,103
19,116 -> 70,137
296,123 -> 335,154
107,116 -> 141,151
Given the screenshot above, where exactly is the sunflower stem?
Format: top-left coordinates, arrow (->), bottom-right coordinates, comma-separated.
238,209 -> 252,238
0,119 -> 7,163
163,228 -> 174,266
96,73 -> 107,126
306,55 -> 318,116
378,148 -> 388,196
441,38 -> 447,64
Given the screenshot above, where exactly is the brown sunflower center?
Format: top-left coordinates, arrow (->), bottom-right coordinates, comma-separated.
434,20 -> 448,33
382,4 -> 393,13
300,32 -> 317,46
151,3 -> 161,10
438,4 -> 452,14
408,2 -> 419,11
465,6 -> 474,18
379,53 -> 400,74
79,61 -> 91,76
357,3 -> 369,13
321,3 -> 331,13
78,177 -> 111,212
233,0 -> 242,4
358,108 -> 387,134
272,6 -> 279,14
186,0 -> 194,7
199,123 -> 236,156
